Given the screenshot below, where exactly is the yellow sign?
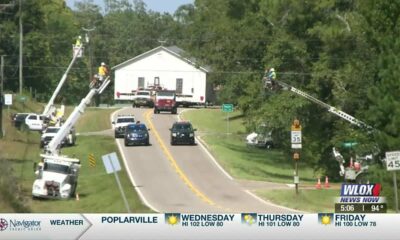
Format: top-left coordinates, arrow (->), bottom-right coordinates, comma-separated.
89,153 -> 96,167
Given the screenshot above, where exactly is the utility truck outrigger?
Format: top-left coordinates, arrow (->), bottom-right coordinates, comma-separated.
265,77 -> 375,183
32,77 -> 110,199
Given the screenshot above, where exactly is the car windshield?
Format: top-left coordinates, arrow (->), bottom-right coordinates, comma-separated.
137,92 -> 150,96
45,128 -> 60,133
43,162 -> 70,174
117,118 -> 135,123
173,123 -> 192,131
126,124 -> 147,132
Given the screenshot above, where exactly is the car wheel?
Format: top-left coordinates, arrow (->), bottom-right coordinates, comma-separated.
124,140 -> 128,146
154,108 -> 158,114
170,140 -> 175,145
146,139 -> 150,146
172,108 -> 177,114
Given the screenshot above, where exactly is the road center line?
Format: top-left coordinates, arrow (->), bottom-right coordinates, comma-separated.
144,109 -> 218,207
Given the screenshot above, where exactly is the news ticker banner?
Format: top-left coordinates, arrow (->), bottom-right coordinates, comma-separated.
1,213 -> 400,240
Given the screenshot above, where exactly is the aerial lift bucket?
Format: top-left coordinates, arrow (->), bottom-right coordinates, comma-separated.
72,45 -> 84,58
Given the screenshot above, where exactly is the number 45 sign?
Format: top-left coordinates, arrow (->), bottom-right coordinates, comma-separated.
385,151 -> 400,171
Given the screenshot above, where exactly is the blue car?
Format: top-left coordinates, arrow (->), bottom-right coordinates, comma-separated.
124,123 -> 150,146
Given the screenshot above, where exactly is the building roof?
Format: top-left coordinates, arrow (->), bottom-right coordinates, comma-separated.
112,45 -> 209,73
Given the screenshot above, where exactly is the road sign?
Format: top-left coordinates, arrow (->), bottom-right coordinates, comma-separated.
102,152 -> 121,174
4,94 -> 12,105
342,141 -> 358,148
18,96 -> 26,102
385,151 -> 400,171
89,153 -> 96,168
222,104 -> 233,113
291,130 -> 302,149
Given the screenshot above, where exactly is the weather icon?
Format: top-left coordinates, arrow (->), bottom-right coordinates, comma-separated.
318,213 -> 334,225
241,213 -> 257,225
165,213 -> 181,226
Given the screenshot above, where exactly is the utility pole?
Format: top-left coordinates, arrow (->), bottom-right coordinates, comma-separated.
291,119 -> 302,195
19,0 -> 23,94
82,27 -> 96,83
82,26 -> 96,105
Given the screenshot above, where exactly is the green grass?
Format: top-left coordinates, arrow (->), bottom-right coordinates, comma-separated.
256,188 -> 339,212
67,107 -> 116,133
182,109 -> 317,183
29,136 -> 151,213
0,100 -> 149,213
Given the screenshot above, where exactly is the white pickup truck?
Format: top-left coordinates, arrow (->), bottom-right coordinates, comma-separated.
40,126 -> 76,148
25,114 -> 48,131
132,90 -> 154,108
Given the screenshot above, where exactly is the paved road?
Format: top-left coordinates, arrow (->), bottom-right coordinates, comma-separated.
113,107 -> 298,213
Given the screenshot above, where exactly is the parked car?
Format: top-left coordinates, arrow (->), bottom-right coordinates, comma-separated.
12,113 -> 31,129
169,121 -> 196,145
245,123 -> 274,149
124,123 -> 150,146
40,126 -> 76,148
112,115 -> 136,138
25,113 -> 48,131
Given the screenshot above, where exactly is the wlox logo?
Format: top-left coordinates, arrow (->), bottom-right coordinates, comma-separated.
340,184 -> 381,196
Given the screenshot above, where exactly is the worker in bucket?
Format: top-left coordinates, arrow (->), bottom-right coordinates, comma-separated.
98,62 -> 109,82
75,36 -> 82,47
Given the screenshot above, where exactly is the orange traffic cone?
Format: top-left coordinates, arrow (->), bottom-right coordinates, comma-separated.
324,176 -> 330,188
76,193 -> 80,201
315,178 -> 322,189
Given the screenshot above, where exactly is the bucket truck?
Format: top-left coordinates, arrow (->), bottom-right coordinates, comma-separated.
32,77 -> 110,199
23,44 -> 84,131
265,78 -> 375,183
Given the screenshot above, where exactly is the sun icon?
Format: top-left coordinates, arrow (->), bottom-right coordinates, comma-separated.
321,215 -> 331,225
167,215 -> 179,225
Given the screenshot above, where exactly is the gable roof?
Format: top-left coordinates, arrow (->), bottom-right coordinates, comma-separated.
112,45 -> 209,73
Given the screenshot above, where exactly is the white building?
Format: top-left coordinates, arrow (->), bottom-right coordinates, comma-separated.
112,46 -> 209,105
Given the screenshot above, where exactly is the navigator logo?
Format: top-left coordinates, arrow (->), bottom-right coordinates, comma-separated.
0,218 -> 8,231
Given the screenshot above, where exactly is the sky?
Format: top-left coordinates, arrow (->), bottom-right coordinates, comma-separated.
65,0 -> 194,14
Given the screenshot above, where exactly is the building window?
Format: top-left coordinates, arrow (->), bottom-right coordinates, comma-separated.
154,77 -> 160,86
176,78 -> 183,94
138,77 -> 144,89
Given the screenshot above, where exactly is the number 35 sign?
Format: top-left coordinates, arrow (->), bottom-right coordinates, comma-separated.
385,151 -> 400,171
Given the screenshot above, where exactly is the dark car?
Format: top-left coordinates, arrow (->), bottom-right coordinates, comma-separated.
124,123 -> 150,146
12,113 -> 31,129
170,122 -> 197,145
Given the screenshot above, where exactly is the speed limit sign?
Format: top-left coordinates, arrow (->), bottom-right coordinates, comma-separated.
385,151 -> 400,171
291,131 -> 302,149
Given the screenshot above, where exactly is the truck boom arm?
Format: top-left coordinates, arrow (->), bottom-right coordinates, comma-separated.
45,77 -> 111,155
42,45 -> 83,116
274,80 -> 372,130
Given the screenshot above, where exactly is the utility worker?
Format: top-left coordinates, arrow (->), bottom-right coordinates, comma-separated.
98,62 -> 109,82
264,68 -> 276,90
75,36 -> 82,47
268,68 -> 276,82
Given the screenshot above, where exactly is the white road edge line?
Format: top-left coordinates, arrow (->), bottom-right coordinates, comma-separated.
244,190 -> 306,213
179,108 -> 307,211
178,109 -> 234,181
111,108 -> 160,213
